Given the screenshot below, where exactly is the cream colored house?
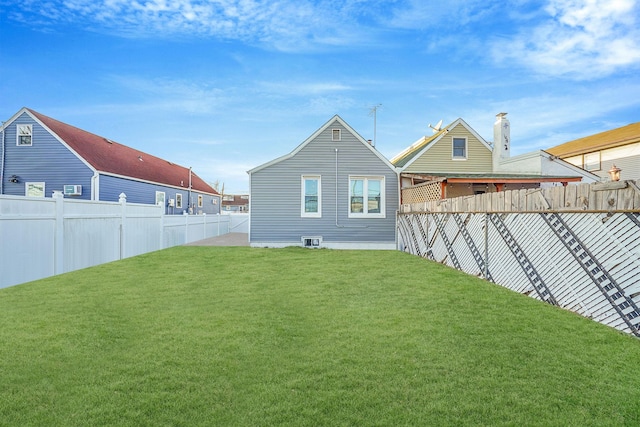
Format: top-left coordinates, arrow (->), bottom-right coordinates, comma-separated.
546,122 -> 640,181
392,114 -> 599,202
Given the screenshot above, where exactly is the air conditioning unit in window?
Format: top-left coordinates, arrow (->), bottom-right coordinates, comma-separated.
63,185 -> 82,196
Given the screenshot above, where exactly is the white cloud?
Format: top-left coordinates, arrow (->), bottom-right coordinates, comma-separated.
464,79 -> 640,152
494,0 -> 640,79
9,0 -> 380,51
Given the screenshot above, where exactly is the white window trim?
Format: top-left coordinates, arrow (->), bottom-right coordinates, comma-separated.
155,191 -> 166,206
452,137 -> 467,160
175,193 -> 183,208
301,175 -> 321,218
17,124 -> 33,146
583,152 -> 601,171
332,128 -> 341,141
25,182 -> 45,197
197,195 -> 203,208
348,175 -> 385,219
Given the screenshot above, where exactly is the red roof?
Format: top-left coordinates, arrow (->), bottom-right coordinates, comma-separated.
27,109 -> 218,195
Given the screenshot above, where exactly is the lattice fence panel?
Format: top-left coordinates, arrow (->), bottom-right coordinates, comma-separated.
402,182 -> 441,204
397,211 -> 640,336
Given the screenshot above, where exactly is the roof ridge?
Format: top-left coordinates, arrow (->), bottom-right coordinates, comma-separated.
24,108 -> 218,195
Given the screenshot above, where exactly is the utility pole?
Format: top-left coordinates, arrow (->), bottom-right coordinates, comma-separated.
368,104 -> 382,147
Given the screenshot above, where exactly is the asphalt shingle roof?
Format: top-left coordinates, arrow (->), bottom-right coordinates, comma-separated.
546,122 -> 640,158
28,108 -> 218,195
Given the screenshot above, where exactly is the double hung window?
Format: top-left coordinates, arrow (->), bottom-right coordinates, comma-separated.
349,176 -> 384,218
17,124 -> 32,146
155,191 -> 165,206
452,137 -> 467,159
301,176 -> 321,217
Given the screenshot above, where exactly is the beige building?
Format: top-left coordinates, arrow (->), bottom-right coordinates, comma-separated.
546,122 -> 640,181
392,114 -> 598,203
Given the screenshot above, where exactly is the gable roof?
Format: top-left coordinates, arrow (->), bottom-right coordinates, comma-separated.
546,121 -> 640,157
18,108 -> 217,195
390,118 -> 491,169
248,115 -> 397,174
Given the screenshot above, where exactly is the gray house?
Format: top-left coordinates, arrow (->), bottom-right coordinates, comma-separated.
248,115 -> 399,249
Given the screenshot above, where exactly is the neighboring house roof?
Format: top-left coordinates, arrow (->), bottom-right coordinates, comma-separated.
222,195 -> 249,206
391,118 -> 492,169
393,115 -> 600,188
248,115 -> 398,174
546,122 -> 640,157
21,108 -> 218,195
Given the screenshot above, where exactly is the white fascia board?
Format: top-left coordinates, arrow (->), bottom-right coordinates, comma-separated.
248,114 -> 399,175
454,118 -> 493,151
247,152 -> 294,175
540,150 -> 602,180
247,116 -> 343,174
400,134 -> 445,170
22,108 -> 98,175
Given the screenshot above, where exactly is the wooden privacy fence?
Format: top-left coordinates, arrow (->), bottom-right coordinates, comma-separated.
398,180 -> 640,336
0,192 -> 231,289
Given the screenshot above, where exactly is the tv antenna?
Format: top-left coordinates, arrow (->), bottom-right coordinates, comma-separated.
368,104 -> 382,147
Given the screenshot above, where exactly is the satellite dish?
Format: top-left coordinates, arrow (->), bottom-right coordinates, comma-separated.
428,119 -> 443,133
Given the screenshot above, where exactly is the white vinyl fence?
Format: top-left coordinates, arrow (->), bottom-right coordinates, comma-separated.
0,192 -> 231,289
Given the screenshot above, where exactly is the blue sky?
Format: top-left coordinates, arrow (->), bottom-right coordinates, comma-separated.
1,0 -> 639,193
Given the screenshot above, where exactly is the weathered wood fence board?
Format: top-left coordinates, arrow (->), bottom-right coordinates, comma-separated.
398,180 -> 640,336
403,180 -> 640,213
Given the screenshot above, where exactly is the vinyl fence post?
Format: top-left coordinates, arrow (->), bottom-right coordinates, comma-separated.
203,213 -> 207,240
184,211 -> 189,244
53,191 -> 64,275
159,204 -> 165,250
119,193 -> 127,260
484,213 -> 489,280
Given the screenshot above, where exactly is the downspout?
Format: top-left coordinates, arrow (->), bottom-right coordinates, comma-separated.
335,149 -> 340,227
91,172 -> 99,200
188,167 -> 192,214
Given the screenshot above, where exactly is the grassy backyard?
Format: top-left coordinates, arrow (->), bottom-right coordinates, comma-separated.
1,246 -> 639,426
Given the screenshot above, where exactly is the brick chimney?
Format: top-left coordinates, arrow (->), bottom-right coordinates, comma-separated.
492,112 -> 510,171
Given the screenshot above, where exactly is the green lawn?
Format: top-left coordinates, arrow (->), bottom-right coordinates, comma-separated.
1,246 -> 639,426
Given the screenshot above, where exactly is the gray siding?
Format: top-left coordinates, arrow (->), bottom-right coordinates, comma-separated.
250,119 -> 399,246
99,174 -> 221,215
1,112 -> 94,198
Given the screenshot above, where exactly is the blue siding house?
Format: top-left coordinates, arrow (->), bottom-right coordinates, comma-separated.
248,115 -> 399,249
0,108 -> 221,214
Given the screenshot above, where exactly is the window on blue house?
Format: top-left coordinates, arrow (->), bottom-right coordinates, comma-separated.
197,195 -> 203,208
176,193 -> 183,208
26,182 -> 45,197
156,191 -> 165,206
17,124 -> 32,146
349,176 -> 385,218
301,176 -> 321,217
